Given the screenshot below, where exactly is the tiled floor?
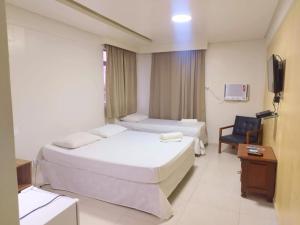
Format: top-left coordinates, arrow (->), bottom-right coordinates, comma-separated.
43,144 -> 278,225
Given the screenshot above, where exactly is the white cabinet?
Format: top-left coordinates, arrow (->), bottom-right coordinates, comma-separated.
19,186 -> 79,225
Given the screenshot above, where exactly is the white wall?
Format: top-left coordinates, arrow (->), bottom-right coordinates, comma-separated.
0,2 -> 19,224
137,53 -> 152,114
136,40 -> 266,144
7,5 -> 105,160
206,40 -> 266,143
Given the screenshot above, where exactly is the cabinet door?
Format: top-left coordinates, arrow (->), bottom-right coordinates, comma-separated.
245,161 -> 268,191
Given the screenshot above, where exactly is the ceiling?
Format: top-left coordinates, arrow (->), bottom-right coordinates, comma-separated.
6,0 -> 279,52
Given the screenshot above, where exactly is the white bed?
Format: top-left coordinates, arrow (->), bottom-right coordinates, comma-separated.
116,118 -> 208,155
39,130 -> 195,219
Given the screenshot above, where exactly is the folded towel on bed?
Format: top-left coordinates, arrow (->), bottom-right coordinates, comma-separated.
180,119 -> 198,123
160,132 -> 183,142
160,138 -> 183,143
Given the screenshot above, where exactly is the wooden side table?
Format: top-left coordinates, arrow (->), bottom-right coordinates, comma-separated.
16,159 -> 32,192
238,144 -> 277,202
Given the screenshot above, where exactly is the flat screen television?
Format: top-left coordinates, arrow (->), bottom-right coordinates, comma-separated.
268,54 -> 284,93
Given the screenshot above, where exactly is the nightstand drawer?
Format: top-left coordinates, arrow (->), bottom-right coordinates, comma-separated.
245,161 -> 268,189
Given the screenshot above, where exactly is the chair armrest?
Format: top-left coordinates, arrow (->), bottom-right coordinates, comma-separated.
220,125 -> 234,130
246,127 -> 263,144
219,125 -> 234,139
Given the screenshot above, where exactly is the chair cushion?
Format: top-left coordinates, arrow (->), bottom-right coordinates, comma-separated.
220,135 -> 246,144
220,134 -> 258,144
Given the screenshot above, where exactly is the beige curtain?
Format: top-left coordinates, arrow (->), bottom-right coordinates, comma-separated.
149,50 -> 205,121
105,45 -> 137,119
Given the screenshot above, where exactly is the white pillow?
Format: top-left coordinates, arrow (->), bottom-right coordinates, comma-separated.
90,124 -> 127,138
120,113 -> 148,122
53,132 -> 101,149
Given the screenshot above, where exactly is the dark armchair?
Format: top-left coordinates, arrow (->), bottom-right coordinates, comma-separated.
219,116 -> 263,153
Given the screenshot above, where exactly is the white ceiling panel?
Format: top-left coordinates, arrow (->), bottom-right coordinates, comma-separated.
6,0 -> 279,52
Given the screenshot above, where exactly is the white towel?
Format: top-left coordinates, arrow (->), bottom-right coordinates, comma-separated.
160,132 -> 183,141
160,138 -> 183,143
180,119 -> 198,123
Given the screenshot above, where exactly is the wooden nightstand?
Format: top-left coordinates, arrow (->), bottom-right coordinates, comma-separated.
16,159 -> 32,192
238,144 -> 277,202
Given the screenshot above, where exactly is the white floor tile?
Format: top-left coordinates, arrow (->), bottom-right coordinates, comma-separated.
239,213 -> 275,225
190,181 -> 241,213
240,196 -> 277,219
78,197 -> 128,224
178,203 -> 239,225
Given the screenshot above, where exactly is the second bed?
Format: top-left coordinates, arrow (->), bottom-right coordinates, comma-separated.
116,117 -> 208,155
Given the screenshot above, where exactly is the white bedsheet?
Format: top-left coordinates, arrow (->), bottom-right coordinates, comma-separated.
42,130 -> 194,183
116,118 -> 208,155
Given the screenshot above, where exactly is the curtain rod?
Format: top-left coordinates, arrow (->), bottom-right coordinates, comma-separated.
56,0 -> 152,42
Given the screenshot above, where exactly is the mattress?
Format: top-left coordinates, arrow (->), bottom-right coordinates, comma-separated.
41,130 -> 194,184
116,118 -> 208,144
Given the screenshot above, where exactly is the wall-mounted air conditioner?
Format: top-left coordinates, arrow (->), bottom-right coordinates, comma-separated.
224,84 -> 249,101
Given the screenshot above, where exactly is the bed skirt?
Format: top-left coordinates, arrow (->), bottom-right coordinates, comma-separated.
39,149 -> 194,219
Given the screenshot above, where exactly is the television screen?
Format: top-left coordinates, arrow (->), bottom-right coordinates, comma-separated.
268,54 -> 284,93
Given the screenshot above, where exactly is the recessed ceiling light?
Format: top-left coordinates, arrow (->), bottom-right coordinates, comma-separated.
172,14 -> 192,23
